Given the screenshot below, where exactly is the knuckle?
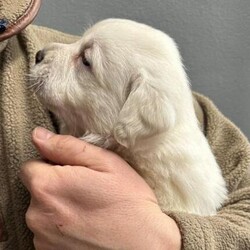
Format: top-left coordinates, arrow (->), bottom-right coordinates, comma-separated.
53,135 -> 74,153
19,160 -> 35,176
19,160 -> 42,186
25,208 -> 39,232
29,178 -> 50,202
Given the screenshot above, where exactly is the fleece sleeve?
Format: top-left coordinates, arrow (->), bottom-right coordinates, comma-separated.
166,172 -> 250,250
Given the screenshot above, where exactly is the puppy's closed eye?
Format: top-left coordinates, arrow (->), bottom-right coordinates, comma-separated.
81,50 -> 91,67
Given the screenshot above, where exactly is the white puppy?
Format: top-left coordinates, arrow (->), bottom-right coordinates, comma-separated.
30,18 -> 227,215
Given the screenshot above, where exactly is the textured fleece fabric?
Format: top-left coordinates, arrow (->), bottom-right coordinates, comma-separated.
0,25 -> 77,250
0,0 -> 31,24
0,25 -> 249,250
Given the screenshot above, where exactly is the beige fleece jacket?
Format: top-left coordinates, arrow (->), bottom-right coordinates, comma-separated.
0,25 -> 249,250
0,25 -> 77,250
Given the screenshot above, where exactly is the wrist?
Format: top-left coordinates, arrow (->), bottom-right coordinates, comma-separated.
135,205 -> 181,250
153,211 -> 181,250
159,213 -> 182,250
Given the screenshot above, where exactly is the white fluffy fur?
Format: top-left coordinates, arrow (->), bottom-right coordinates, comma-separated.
30,18 -> 227,215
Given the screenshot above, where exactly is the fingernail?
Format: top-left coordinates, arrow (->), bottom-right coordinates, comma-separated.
34,127 -> 54,141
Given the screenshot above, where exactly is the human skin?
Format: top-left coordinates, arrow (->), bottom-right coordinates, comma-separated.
20,127 -> 181,250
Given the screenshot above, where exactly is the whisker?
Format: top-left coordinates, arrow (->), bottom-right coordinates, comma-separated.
34,83 -> 44,94
27,82 -> 40,89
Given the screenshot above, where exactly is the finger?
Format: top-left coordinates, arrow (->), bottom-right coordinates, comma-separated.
32,127 -> 114,169
20,159 -> 97,207
19,160 -> 55,193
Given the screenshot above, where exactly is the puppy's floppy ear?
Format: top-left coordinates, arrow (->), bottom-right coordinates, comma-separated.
113,69 -> 176,148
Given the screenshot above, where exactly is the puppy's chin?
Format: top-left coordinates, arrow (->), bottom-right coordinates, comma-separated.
29,72 -> 100,137
30,66 -> 60,109
34,86 -> 61,115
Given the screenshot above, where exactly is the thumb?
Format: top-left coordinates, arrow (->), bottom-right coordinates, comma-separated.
32,127 -> 111,168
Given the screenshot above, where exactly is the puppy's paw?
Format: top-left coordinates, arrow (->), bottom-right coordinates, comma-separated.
113,122 -> 130,148
79,133 -> 115,149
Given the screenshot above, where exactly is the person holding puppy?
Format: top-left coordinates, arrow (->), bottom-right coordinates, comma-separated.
0,0 -> 249,249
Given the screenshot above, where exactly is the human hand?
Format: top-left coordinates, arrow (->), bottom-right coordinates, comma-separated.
20,127 -> 181,250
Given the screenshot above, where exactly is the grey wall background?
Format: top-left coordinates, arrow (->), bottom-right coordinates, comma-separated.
34,0 -> 250,139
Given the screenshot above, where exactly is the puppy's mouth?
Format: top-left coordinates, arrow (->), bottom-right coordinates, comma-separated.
28,64 -> 79,126
28,71 -> 47,95
28,64 -> 58,111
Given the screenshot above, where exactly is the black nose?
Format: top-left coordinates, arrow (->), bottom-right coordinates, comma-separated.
35,50 -> 45,64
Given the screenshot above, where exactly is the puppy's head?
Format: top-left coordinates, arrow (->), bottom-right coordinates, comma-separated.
30,19 -> 195,148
